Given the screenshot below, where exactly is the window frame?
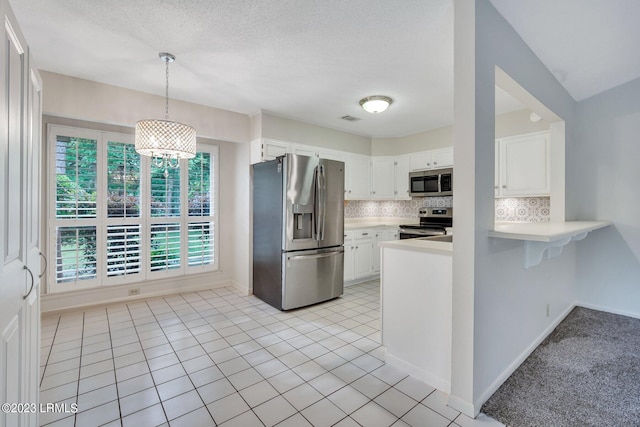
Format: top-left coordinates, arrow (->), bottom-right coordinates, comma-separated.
47,124 -> 219,293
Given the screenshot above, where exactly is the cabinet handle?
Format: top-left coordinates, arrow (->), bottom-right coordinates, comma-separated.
349,190 -> 352,193
502,185 -> 507,189
394,191 -> 397,195
356,246 -> 359,249
362,233 -> 368,236
39,251 -> 47,278
494,186 -> 498,190
372,191 -> 375,194
433,161 -> 437,165
23,265 -> 34,300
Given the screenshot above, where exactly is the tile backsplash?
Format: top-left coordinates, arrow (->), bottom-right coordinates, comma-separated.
344,197 -> 453,219
495,197 -> 550,222
345,196 -> 550,222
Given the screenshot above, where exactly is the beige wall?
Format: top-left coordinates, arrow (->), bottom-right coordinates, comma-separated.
495,108 -> 550,138
372,126 -> 453,156
40,71 -> 254,297
371,108 -> 549,157
260,112 -> 371,155
41,71 -> 251,143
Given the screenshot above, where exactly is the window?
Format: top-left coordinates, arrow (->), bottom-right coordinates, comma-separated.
48,125 -> 218,293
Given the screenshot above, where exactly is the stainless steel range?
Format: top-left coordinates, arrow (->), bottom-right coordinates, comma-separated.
399,208 -> 453,239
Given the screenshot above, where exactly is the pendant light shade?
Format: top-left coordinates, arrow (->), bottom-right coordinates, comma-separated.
135,119 -> 196,158
135,52 -> 196,170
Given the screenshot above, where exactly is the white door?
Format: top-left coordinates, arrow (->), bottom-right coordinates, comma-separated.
1,4 -> 41,426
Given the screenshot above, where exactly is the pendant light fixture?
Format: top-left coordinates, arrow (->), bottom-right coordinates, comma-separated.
135,52 -> 196,178
359,95 -> 393,113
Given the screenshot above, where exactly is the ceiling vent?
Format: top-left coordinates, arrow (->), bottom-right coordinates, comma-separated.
340,115 -> 361,122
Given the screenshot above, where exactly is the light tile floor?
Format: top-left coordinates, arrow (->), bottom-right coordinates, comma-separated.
40,281 -> 503,427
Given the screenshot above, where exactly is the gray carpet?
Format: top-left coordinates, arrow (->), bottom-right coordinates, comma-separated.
482,307 -> 640,427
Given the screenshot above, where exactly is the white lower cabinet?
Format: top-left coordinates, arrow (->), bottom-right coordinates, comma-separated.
344,229 -> 373,281
372,229 -> 399,273
345,227 -> 399,281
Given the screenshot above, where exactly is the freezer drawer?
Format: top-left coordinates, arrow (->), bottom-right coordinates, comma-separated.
282,248 -> 344,310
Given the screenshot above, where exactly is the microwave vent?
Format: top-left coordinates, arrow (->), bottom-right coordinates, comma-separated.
340,115 -> 361,122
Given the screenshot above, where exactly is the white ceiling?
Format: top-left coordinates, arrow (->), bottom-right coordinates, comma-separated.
9,0 -> 640,138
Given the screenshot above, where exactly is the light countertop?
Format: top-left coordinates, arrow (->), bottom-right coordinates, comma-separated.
344,218 -> 414,230
379,238 -> 452,255
489,221 -> 611,242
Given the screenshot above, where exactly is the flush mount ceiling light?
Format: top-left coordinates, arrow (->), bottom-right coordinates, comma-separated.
135,52 -> 196,178
359,95 -> 393,114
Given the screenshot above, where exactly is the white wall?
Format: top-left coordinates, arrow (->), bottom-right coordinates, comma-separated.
450,0 -> 578,416
572,77 -> 640,318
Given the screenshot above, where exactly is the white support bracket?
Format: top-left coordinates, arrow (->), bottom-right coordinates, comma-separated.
489,221 -> 611,269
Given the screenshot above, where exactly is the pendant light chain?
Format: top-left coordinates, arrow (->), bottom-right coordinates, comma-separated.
165,57 -> 170,120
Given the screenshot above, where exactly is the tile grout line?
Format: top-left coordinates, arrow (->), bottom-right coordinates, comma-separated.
39,315 -> 61,388
105,306 -> 124,426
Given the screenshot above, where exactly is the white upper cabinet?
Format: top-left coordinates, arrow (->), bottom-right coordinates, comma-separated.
371,157 -> 395,200
393,155 -> 411,200
370,155 -> 411,200
496,131 -> 550,197
410,151 -> 432,171
250,139 -> 453,201
409,147 -> 453,171
291,144 -> 317,158
431,147 -> 454,169
251,138 -> 289,163
345,154 -> 371,200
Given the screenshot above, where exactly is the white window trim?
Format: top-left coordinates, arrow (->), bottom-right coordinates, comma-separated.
47,124 -> 219,294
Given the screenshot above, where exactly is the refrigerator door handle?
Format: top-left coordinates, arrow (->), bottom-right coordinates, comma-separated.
287,249 -> 344,261
312,165 -> 319,241
318,164 -> 326,241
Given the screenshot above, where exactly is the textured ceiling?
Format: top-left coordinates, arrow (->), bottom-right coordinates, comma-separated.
9,0 -> 639,138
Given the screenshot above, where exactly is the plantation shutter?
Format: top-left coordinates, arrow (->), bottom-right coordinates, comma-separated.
187,152 -> 215,268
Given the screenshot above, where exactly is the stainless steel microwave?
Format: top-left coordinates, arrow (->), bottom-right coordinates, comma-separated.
409,168 -> 453,197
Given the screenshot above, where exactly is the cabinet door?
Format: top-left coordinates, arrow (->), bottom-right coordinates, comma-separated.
409,151 -> 431,171
346,154 -> 371,200
343,232 -> 354,281
499,132 -> 550,197
291,144 -> 317,158
394,155 -> 411,200
372,232 -> 383,273
353,238 -> 373,278
431,147 -> 453,168
371,157 -> 395,200
262,139 -> 289,161
318,149 -> 345,162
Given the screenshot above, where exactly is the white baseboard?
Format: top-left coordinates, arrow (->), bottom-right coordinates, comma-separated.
41,273 -> 235,314
474,302 -> 576,414
447,394 -> 477,418
385,352 -> 451,394
575,301 -> 640,320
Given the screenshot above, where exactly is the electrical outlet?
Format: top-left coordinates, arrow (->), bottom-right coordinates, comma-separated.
128,288 -> 140,296
546,303 -> 550,317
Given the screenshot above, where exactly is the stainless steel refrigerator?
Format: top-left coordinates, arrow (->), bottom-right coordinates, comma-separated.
252,154 -> 344,310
